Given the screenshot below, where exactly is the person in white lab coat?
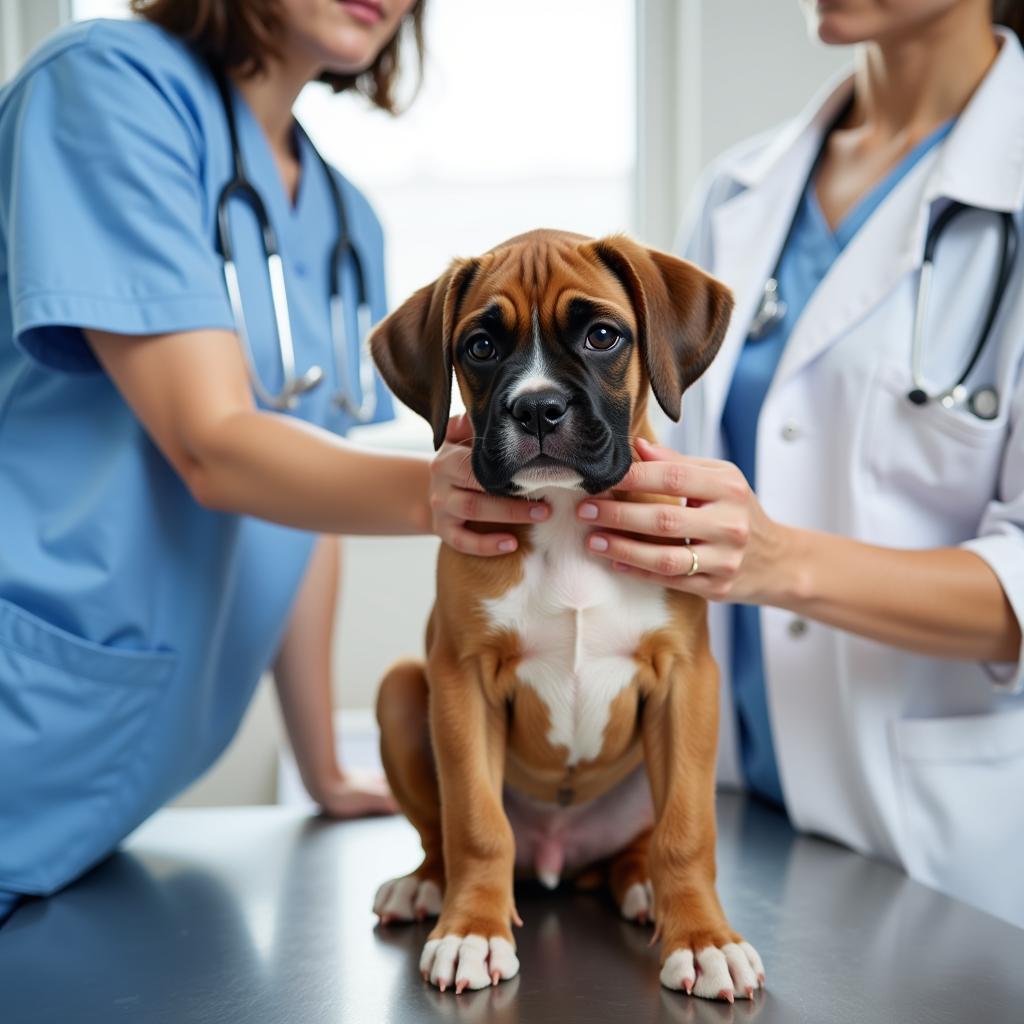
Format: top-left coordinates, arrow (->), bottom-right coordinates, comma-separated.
571,0 -> 1024,927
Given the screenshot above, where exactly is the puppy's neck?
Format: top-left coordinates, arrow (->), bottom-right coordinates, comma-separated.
530,486 -> 584,517
513,472 -> 586,496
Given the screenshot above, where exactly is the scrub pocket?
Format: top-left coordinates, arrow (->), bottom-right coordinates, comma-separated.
0,598 -> 176,896
892,706 -> 1024,926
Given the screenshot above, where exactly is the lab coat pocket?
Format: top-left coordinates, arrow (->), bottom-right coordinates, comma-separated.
0,599 -> 176,896
892,706 -> 1024,925
864,361 -> 1005,538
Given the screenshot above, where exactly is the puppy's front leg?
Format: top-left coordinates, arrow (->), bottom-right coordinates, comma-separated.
419,651 -> 519,993
642,644 -> 765,1002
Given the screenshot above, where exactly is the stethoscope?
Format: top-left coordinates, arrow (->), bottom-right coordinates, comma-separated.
213,71 -> 377,418
749,201 -> 1017,423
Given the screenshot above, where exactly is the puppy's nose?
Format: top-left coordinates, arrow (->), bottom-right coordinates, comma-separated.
510,389 -> 569,440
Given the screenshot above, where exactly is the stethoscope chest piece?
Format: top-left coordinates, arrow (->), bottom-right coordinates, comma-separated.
968,385 -> 1000,421
748,277 -> 788,341
908,381 -> 1000,420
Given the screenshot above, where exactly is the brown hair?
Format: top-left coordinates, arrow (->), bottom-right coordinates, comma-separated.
130,0 -> 426,114
994,0 -> 1024,43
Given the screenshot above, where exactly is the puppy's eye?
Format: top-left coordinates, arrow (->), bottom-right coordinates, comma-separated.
466,334 -> 496,361
585,324 -> 621,351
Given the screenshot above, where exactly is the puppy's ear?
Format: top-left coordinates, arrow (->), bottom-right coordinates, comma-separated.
369,258 -> 480,449
587,236 -> 733,421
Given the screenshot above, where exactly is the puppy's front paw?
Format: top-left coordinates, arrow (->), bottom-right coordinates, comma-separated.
420,933 -> 520,993
660,941 -> 765,1002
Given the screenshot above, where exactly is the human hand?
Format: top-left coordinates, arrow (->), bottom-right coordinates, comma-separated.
577,438 -> 795,603
429,414 -> 550,555
314,767 -> 399,819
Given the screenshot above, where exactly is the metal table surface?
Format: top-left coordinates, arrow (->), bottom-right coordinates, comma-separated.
2,793 -> 1021,1023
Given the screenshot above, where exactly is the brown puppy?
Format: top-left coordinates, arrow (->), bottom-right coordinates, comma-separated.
368,230 -> 764,1001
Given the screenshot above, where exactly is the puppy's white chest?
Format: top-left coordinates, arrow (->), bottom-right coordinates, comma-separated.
483,491 -> 669,765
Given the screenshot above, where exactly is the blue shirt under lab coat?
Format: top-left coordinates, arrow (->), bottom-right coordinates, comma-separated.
0,19 -> 393,908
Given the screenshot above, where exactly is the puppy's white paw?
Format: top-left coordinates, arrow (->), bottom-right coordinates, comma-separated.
620,879 -> 655,924
373,874 -> 443,923
419,934 -> 520,993
660,941 -> 765,1001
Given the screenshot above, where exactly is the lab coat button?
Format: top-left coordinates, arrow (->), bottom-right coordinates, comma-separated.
294,261 -> 309,278
788,617 -> 808,638
781,422 -> 801,441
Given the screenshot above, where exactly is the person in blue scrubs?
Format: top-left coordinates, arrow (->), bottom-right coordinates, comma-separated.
0,0 -> 546,927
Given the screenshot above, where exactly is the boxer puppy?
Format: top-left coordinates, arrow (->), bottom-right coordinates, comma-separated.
368,229 -> 764,1001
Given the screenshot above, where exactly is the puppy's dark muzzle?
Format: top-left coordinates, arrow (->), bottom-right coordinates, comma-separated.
508,389 -> 569,442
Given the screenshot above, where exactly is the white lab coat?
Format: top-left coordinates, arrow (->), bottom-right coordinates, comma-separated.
659,30 -> 1024,928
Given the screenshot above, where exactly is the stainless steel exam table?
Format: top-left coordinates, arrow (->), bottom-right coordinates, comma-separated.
2,793 -> 1021,1023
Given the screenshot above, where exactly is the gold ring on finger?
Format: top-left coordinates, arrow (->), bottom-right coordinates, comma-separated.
685,545 -> 699,577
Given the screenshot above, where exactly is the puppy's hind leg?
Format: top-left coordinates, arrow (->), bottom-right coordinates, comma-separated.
373,660 -> 444,924
610,828 -> 656,926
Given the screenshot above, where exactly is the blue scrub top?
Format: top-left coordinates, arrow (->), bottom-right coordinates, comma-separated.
0,19 -> 394,901
721,119 -> 955,809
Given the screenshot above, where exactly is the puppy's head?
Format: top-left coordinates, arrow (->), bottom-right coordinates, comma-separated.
370,230 -> 732,495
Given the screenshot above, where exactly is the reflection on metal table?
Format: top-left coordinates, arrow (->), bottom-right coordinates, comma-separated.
2,792 -> 1022,1023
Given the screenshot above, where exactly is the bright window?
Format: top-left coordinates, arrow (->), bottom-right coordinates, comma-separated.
297,1 -> 636,305
71,0 -> 131,18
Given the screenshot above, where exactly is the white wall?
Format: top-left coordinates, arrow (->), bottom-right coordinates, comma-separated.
1,0 -> 64,82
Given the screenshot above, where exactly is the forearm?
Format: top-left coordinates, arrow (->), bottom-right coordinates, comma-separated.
777,527 -> 1020,662
189,410 -> 432,536
273,534 -> 343,799
83,327 -> 432,537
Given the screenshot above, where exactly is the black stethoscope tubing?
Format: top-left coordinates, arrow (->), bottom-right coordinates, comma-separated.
212,69 -> 375,417
748,195 -> 1018,421
906,201 -> 1017,410
747,97 -> 1018,422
